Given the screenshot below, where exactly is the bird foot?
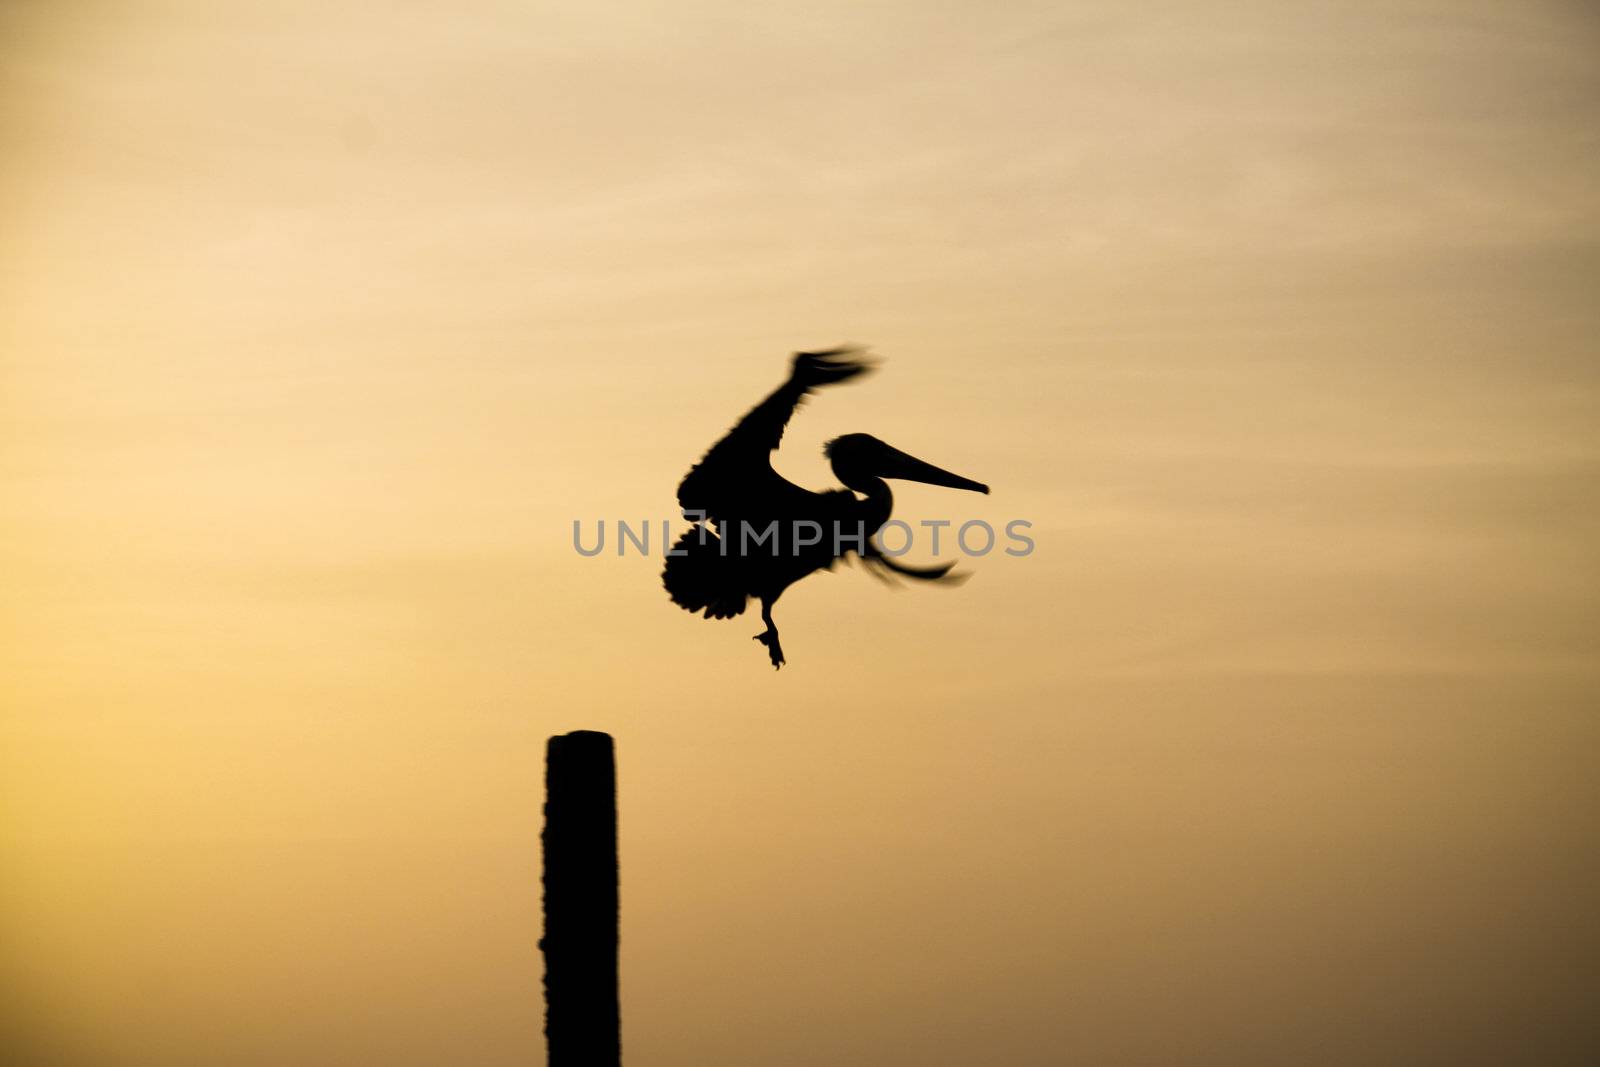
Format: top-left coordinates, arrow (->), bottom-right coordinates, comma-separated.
752,629 -> 785,669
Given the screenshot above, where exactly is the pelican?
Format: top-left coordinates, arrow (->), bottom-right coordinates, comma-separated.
662,347 -> 990,668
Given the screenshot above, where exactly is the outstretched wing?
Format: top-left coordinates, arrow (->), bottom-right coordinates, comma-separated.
860,539 -> 968,585
676,347 -> 874,525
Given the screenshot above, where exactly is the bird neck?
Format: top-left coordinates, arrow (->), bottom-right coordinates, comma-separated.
842,476 -> 894,531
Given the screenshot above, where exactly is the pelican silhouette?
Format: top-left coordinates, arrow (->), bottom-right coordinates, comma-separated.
663,347 -> 989,668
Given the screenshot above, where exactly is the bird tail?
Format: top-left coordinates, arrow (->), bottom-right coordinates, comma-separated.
662,526 -> 749,619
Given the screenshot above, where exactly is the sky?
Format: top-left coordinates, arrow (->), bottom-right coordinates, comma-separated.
2,1 -> 1598,1064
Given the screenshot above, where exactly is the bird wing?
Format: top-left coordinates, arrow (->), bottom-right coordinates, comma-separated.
676,348 -> 874,526
861,541 -> 966,583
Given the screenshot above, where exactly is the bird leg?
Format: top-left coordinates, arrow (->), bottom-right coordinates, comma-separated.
752,599 -> 785,669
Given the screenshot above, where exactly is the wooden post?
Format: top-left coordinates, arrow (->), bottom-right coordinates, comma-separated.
541,730 -> 620,1067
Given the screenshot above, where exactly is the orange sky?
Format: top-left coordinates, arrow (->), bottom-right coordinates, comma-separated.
3,2 -> 1598,1064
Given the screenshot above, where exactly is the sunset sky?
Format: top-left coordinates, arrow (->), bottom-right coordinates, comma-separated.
3,2 -> 1597,1064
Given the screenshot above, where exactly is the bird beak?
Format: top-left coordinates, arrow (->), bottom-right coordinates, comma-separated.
876,443 -> 989,494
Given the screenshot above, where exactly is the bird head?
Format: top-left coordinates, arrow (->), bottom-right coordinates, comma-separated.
824,433 -> 989,495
